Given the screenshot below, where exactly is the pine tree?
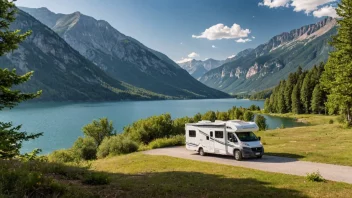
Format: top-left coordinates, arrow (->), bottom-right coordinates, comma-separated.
264,98 -> 271,113
321,0 -> 352,124
300,73 -> 313,114
291,84 -> 301,114
284,74 -> 295,112
0,0 -> 42,159
277,80 -> 287,113
311,84 -> 324,114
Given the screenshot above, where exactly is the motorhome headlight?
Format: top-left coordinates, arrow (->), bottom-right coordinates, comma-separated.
241,142 -> 250,147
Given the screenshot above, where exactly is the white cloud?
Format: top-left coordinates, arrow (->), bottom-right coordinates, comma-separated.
252,36 -> 256,39
291,0 -> 336,13
258,0 -> 290,8
212,45 -> 217,48
188,52 -> 199,58
176,58 -> 192,64
228,54 -> 236,59
258,0 -> 338,18
236,38 -> 252,43
192,23 -> 250,40
313,5 -> 338,18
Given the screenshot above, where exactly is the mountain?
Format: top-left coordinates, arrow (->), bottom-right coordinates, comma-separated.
177,58 -> 225,79
20,7 -> 229,99
0,10 -> 174,101
199,17 -> 337,94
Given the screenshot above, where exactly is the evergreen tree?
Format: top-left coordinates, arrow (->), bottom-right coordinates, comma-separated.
193,113 -> 202,122
291,84 -> 301,114
264,98 -> 271,113
321,0 -> 352,124
277,80 -> 287,113
300,73 -> 313,114
311,84 -> 324,114
284,74 -> 295,112
0,0 -> 42,159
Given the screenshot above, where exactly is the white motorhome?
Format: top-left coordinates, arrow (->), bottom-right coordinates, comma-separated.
185,120 -> 264,160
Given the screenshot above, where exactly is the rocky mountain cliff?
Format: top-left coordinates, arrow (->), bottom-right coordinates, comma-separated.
1,10 -> 170,101
177,58 -> 225,79
200,17 -> 337,94
20,7 -> 228,99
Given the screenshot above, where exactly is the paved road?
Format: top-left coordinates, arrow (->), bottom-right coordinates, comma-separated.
144,147 -> 352,184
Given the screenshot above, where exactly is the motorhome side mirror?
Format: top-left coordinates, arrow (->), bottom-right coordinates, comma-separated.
258,136 -> 261,141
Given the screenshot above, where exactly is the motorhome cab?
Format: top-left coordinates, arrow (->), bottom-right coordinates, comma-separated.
185,120 -> 264,161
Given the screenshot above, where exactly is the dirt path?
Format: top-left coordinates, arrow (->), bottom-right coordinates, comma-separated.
144,147 -> 352,184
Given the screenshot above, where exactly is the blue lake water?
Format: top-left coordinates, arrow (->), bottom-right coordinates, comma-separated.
0,99 -> 298,154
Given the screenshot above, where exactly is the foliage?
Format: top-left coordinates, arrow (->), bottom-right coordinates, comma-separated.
255,115 -> 267,131
329,119 -> 334,124
148,135 -> 185,149
72,137 -> 97,160
216,111 -> 229,121
172,116 -> 194,135
248,104 -> 261,111
306,171 -> 325,182
82,172 -> 110,185
249,89 -> 272,100
193,113 -> 202,122
265,65 -> 327,115
0,122 -> 43,159
48,149 -> 75,163
321,0 -> 352,124
201,111 -> 216,122
0,0 -> 42,160
82,117 -> 115,145
124,114 -> 173,144
97,135 -> 139,158
243,111 -> 254,121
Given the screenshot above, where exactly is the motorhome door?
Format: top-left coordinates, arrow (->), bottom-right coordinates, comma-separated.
214,130 -> 226,154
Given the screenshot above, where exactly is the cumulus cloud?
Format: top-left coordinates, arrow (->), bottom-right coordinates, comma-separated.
192,23 -> 250,40
236,38 -> 252,43
258,0 -> 338,18
258,0 -> 290,8
252,36 -> 256,39
188,52 -> 199,58
212,45 -> 217,48
313,5 -> 338,18
176,52 -> 200,63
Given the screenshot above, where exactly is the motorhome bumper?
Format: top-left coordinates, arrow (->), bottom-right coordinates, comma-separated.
241,147 -> 264,158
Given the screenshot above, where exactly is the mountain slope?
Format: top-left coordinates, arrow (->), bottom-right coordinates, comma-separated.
0,10 -> 169,101
199,18 -> 336,94
20,7 -> 229,99
177,58 -> 225,79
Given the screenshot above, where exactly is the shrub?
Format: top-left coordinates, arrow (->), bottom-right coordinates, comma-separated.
72,137 -> 97,160
82,172 -> 110,185
202,111 -> 216,122
280,124 -> 285,129
172,116 -> 193,135
124,114 -> 173,144
329,119 -> 334,124
249,105 -> 260,111
243,111 -> 254,121
306,171 -> 325,182
97,135 -> 139,158
337,114 -> 346,124
48,149 -> 75,163
216,111 -> 229,121
255,115 -> 267,131
148,135 -> 185,149
82,117 -> 115,145
193,113 -> 202,122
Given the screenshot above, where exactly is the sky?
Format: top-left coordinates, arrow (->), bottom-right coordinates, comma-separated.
15,0 -> 339,62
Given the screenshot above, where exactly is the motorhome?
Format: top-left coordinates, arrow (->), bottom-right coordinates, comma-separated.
185,120 -> 264,160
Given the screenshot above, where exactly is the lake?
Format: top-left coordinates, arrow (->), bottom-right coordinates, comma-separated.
0,99 -> 299,154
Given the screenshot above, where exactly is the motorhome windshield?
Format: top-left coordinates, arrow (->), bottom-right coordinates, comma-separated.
235,132 -> 258,142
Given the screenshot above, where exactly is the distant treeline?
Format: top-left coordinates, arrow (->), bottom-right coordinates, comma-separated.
264,64 -> 327,114
233,89 -> 272,100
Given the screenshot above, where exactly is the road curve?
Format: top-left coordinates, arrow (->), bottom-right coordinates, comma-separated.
144,147 -> 352,184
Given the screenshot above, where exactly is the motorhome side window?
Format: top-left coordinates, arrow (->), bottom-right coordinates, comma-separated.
189,130 -> 196,137
215,131 -> 223,138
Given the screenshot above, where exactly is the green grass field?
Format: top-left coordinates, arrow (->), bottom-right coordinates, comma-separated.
258,114 -> 352,166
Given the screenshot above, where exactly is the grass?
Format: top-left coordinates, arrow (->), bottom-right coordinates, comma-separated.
88,153 -> 352,197
257,114 -> 352,166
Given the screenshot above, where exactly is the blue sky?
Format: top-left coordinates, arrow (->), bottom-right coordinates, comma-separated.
15,0 -> 338,62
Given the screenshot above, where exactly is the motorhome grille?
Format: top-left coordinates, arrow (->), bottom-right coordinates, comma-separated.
251,147 -> 263,152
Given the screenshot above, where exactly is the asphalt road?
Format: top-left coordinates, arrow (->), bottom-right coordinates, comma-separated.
144,146 -> 352,184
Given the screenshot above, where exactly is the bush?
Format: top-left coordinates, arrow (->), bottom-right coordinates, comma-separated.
72,137 -> 97,160
306,171 -> 325,182
172,116 -> 193,135
148,135 -> 185,149
82,117 -> 115,145
243,111 -> 254,121
255,115 -> 267,131
329,119 -> 334,124
48,149 -> 75,163
249,105 -> 260,111
337,114 -> 346,124
193,113 -> 202,122
216,111 -> 229,121
97,135 -> 139,158
124,114 -> 173,144
202,111 -> 216,122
